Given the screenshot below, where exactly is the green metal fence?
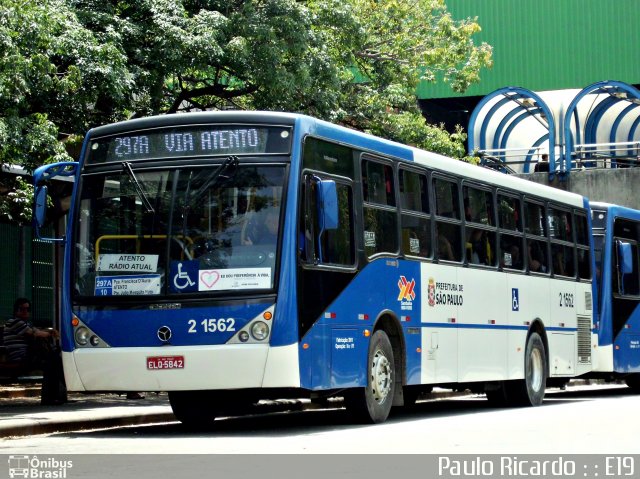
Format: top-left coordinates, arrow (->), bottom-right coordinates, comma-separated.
0,223 -> 55,327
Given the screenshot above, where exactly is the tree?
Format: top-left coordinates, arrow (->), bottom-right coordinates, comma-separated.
71,0 -> 491,153
0,0 -> 132,170
312,0 -> 492,151
0,0 -> 491,224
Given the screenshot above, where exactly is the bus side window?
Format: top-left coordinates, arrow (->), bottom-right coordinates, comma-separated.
498,193 -> 524,270
616,240 -> 640,296
575,213 -> 591,280
399,169 -> 431,258
433,177 -> 462,262
362,158 -> 398,258
548,207 -> 575,278
300,175 -> 355,267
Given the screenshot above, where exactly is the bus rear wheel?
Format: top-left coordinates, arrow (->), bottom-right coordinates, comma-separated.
485,332 -> 547,407
509,332 -> 547,406
345,330 -> 395,424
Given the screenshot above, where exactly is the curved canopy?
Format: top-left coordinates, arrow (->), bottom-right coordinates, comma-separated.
468,81 -> 640,180
468,87 -> 556,177
563,81 -> 640,174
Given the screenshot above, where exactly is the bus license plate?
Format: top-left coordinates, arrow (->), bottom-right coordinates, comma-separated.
147,356 -> 184,370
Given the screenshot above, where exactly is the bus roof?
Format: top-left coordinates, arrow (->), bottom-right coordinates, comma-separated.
590,201 -> 640,219
87,111 -> 587,209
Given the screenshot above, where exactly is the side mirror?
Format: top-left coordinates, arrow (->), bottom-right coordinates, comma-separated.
34,186 -> 49,229
618,241 -> 634,276
316,179 -> 339,232
32,161 -> 78,243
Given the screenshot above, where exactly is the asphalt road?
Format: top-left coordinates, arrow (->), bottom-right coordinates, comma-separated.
1,384 -> 638,454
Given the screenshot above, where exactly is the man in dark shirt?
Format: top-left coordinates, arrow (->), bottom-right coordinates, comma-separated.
4,297 -> 57,365
4,297 -> 66,404
534,154 -> 550,172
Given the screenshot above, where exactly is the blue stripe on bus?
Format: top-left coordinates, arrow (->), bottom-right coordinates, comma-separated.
420,323 -> 577,332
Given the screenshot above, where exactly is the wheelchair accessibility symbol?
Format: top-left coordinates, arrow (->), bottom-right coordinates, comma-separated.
512,288 -> 520,311
170,261 -> 198,292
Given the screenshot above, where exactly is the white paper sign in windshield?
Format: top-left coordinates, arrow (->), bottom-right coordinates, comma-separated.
97,254 -> 159,273
198,268 -> 272,291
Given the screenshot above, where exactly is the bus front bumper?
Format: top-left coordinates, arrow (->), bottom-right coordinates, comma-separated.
62,343 -> 300,392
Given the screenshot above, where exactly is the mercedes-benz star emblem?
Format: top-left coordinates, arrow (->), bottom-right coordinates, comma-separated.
157,326 -> 172,342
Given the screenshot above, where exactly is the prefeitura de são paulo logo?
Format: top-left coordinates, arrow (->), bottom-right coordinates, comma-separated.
428,277 -> 436,307
8,455 -> 73,478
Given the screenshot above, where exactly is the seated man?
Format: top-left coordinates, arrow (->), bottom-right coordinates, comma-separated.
4,298 -> 58,367
4,298 -> 67,405
243,208 -> 279,246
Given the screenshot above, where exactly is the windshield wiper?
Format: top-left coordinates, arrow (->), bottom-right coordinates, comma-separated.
187,155 -> 239,207
122,162 -> 155,213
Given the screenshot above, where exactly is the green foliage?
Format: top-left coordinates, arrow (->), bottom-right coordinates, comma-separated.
313,0 -> 492,156
0,176 -> 34,224
0,0 -> 133,171
0,0 -> 492,223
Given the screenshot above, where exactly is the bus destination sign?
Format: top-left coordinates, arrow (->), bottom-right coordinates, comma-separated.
88,125 -> 292,163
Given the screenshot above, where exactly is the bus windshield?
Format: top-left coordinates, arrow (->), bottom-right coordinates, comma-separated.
74,163 -> 286,298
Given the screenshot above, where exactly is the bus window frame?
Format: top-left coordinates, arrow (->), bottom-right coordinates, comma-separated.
462,181 -> 498,268
524,199 -> 551,276
574,210 -> 592,281
398,165 -> 433,261
298,169 -> 357,273
361,154 -> 400,260
613,236 -> 640,299
497,190 -> 525,272
548,205 -> 578,280
432,173 -> 463,263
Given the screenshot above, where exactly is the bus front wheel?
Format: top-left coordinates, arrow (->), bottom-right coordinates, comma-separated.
345,330 -> 395,423
625,374 -> 640,392
169,391 -> 217,427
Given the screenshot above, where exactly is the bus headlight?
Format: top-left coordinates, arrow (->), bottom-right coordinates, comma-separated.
250,321 -> 269,341
75,326 -> 90,346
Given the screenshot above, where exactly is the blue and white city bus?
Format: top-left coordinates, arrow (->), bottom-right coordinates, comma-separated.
34,112 -> 595,424
590,202 -> 640,390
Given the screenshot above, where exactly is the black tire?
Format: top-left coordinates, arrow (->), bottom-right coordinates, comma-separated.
169,390 -> 256,427
485,383 -> 509,407
625,373 -> 640,392
168,391 -> 218,427
508,332 -> 547,406
345,330 -> 395,423
402,386 -> 420,408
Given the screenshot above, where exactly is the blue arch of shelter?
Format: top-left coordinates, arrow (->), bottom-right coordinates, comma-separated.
469,81 -> 640,179
563,80 -> 640,174
468,87 -> 557,178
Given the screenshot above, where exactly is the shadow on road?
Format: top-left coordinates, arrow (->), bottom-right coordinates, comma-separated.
56,385 -> 637,439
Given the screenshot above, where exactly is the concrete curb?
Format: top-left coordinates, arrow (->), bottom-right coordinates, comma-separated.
0,386 -> 41,399
1,412 -> 177,438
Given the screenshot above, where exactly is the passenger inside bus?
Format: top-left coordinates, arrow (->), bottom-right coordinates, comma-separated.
467,228 -> 492,265
510,244 -> 523,269
436,225 -> 457,261
242,208 -> 279,246
528,242 -> 547,272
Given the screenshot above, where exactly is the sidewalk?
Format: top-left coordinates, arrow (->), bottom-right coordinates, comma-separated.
0,380 -> 175,438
